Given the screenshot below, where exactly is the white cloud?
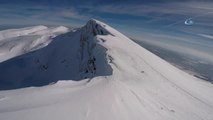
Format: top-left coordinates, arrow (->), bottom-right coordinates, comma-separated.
0,5 -> 91,25
59,9 -> 89,20
92,1 -> 213,16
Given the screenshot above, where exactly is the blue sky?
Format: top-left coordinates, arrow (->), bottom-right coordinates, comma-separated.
0,0 -> 213,38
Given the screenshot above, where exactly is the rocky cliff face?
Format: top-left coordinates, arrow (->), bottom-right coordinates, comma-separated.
79,19 -> 112,78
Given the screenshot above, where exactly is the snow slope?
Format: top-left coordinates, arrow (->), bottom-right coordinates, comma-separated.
0,25 -> 69,62
0,19 -> 213,120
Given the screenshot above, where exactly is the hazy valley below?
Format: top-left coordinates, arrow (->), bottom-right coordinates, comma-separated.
134,40 -> 213,83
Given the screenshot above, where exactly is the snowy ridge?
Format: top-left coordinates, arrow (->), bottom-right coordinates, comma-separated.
0,25 -> 69,62
0,19 -> 213,120
0,25 -> 47,40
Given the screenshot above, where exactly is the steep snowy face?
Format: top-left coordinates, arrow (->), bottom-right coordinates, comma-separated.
0,20 -> 112,90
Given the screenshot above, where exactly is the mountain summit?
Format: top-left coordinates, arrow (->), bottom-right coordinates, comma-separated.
0,19 -> 213,120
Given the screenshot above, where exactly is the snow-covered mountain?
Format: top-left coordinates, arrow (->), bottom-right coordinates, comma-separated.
0,19 -> 213,120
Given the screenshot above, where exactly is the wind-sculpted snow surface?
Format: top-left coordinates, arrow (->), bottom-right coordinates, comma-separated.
0,19 -> 213,120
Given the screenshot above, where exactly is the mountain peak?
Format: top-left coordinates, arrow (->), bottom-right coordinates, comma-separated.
87,19 -> 106,27
83,19 -> 110,36
87,18 -> 100,23
84,19 -> 130,40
